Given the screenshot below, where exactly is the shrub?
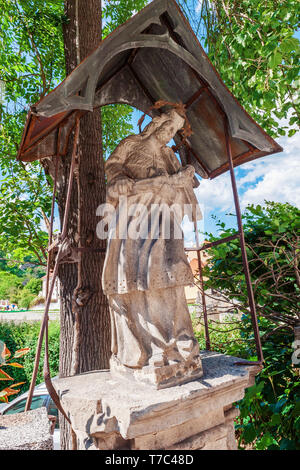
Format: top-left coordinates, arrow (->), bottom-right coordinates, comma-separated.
0,343 -> 30,403
194,314 -> 300,449
17,292 -> 35,310
195,201 -> 300,449
30,296 -> 45,307
235,316 -> 300,450
23,278 -> 42,296
203,202 -> 300,332
0,320 -> 60,397
0,271 -> 23,302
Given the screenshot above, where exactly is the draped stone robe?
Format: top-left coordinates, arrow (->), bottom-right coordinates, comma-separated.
102,134 -> 203,380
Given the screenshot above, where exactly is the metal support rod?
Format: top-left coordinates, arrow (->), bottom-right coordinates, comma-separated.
225,121 -> 264,363
25,117 -> 80,413
24,158 -> 58,412
185,233 -> 239,252
193,220 -> 211,350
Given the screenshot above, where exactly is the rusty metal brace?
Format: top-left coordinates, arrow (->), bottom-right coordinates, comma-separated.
25,115 -> 81,450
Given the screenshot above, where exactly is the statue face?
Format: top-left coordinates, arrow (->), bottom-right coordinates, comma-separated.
154,111 -> 185,145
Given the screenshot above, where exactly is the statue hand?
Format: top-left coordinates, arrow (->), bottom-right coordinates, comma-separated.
172,165 -> 195,186
179,165 -> 195,180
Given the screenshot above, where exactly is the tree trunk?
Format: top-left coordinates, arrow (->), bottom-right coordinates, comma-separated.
58,0 -> 110,450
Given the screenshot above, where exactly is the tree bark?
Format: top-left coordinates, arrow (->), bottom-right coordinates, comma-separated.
58,0 -> 110,450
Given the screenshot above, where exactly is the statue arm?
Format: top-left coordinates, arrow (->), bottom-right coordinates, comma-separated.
105,141 -> 128,184
105,139 -> 135,199
163,148 -> 201,220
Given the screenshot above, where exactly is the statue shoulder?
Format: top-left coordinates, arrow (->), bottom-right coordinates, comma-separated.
115,134 -> 140,152
107,134 -> 141,162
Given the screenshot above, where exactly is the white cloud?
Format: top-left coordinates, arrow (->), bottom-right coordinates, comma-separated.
195,173 -> 234,213
240,154 -> 300,208
194,131 -> 300,217
182,211 -> 205,246
240,131 -> 300,208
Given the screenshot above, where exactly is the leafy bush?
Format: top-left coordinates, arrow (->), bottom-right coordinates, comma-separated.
195,201 -> 300,449
30,295 -> 45,307
23,278 -> 42,296
192,313 -> 246,356
17,292 -> 36,309
204,202 -> 300,331
0,268 -> 44,309
194,314 -> 300,449
23,321 -> 60,388
0,271 -> 23,301
0,320 -> 60,397
0,343 -> 30,403
235,316 -> 299,450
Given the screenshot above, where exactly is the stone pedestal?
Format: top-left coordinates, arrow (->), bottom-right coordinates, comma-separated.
54,351 -> 261,450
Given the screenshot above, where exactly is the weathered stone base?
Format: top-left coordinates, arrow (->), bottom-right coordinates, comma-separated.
54,351 -> 261,450
110,353 -> 203,389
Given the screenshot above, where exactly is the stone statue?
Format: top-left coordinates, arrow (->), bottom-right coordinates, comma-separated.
102,107 -> 203,389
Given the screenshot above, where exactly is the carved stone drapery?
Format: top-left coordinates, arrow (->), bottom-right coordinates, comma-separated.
102,109 -> 203,388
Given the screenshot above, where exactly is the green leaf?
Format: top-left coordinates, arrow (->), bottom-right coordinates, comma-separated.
279,438 -> 296,450
246,381 -> 264,399
243,423 -> 257,444
268,49 -> 283,68
280,37 -> 300,53
274,398 -> 288,413
270,414 -> 281,425
7,362 -> 23,368
0,368 -> 13,381
13,348 -> 30,358
256,432 -> 278,450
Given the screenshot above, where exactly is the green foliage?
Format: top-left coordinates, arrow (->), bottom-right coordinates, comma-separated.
0,0 -> 148,264
196,201 -> 300,449
0,0 -> 65,264
178,0 -> 300,137
102,0 -> 149,37
23,277 -> 42,296
17,291 -> 35,309
192,313 -> 247,356
0,261 -> 43,307
193,313 -> 300,449
22,320 -> 60,387
102,104 -> 135,160
0,320 -> 60,397
0,271 -> 23,301
204,202 -> 300,328
235,315 -> 299,450
0,342 -> 30,403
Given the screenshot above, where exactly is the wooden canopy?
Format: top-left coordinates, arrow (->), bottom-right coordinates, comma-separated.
17,0 -> 282,179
